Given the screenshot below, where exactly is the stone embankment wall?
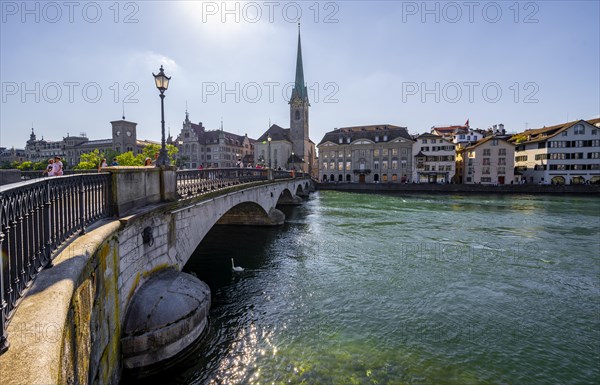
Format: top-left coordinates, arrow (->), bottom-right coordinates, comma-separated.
317,182 -> 600,195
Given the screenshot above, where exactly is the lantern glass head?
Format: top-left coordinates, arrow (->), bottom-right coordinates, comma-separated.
153,65 -> 171,92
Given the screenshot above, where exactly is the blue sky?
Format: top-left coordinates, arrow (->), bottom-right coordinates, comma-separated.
1,1 -> 599,150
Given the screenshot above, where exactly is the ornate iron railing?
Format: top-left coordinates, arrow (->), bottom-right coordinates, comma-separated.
0,173 -> 112,353
176,168 -> 297,198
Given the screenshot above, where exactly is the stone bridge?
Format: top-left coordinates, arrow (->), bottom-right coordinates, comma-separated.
0,167 -> 313,385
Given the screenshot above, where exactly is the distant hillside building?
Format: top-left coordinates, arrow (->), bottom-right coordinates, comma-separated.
174,112 -> 254,169
317,124 -> 414,183
511,118 -> 600,184
254,25 -> 317,176
430,123 -> 487,145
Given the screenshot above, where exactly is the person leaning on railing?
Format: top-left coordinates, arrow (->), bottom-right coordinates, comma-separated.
43,158 -> 54,176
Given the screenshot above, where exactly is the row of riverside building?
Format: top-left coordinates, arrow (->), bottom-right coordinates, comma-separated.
3,24 -> 599,185
316,118 -> 600,185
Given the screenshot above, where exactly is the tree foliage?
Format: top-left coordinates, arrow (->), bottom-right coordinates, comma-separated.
74,149 -> 103,170
16,161 -> 33,171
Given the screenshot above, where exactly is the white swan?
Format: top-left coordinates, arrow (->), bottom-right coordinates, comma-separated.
231,258 -> 244,272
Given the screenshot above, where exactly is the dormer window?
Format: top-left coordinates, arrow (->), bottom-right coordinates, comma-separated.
383,135 -> 388,141
375,136 -> 379,142
347,137 -> 351,143
339,137 -> 343,144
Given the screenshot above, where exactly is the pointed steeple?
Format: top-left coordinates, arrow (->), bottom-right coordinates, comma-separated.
291,23 -> 308,102
28,125 -> 37,144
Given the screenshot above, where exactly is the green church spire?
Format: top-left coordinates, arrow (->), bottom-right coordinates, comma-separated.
292,23 -> 308,102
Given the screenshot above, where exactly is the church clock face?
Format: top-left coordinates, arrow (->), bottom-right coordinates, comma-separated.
126,131 -> 132,137
291,97 -> 303,108
115,130 -> 120,136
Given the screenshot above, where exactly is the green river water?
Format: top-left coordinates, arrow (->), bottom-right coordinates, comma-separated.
157,191 -> 599,385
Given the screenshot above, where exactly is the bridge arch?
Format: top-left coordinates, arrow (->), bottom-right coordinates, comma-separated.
169,179 -> 311,269
216,201 -> 275,226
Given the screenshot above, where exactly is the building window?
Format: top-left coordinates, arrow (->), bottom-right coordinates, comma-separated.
498,157 -> 506,165
515,155 -> 528,162
392,148 -> 398,156
330,162 -> 335,169
482,167 -> 490,175
382,160 -> 388,169
375,136 -> 379,142
491,139 -> 498,146
295,110 -> 300,120
592,129 -> 598,135
483,158 -> 490,165
562,131 -> 568,137
347,137 -> 351,143
483,149 -> 491,156
392,160 -> 398,169
346,161 -> 351,170
374,161 -> 379,170
422,139 -> 427,143
392,174 -> 398,181
339,137 -> 343,144
481,177 -> 492,183
374,149 -> 380,156
499,148 -> 506,156
382,174 -> 388,182
574,124 -> 585,135
431,139 -> 436,143
498,167 -> 505,175
338,162 -> 343,171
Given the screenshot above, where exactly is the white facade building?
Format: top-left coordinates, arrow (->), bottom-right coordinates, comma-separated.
412,133 -> 456,183
512,118 -> 600,184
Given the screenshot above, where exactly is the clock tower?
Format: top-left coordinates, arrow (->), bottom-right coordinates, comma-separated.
111,118 -> 137,153
289,23 -> 312,172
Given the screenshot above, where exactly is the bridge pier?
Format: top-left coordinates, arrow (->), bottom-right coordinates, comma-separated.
121,269 -> 210,375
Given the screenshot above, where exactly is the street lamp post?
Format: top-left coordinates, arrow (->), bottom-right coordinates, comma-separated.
153,65 -> 171,166
291,151 -> 294,170
267,135 -> 272,169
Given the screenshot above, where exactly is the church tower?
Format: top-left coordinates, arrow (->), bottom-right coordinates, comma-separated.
289,23 -> 311,170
